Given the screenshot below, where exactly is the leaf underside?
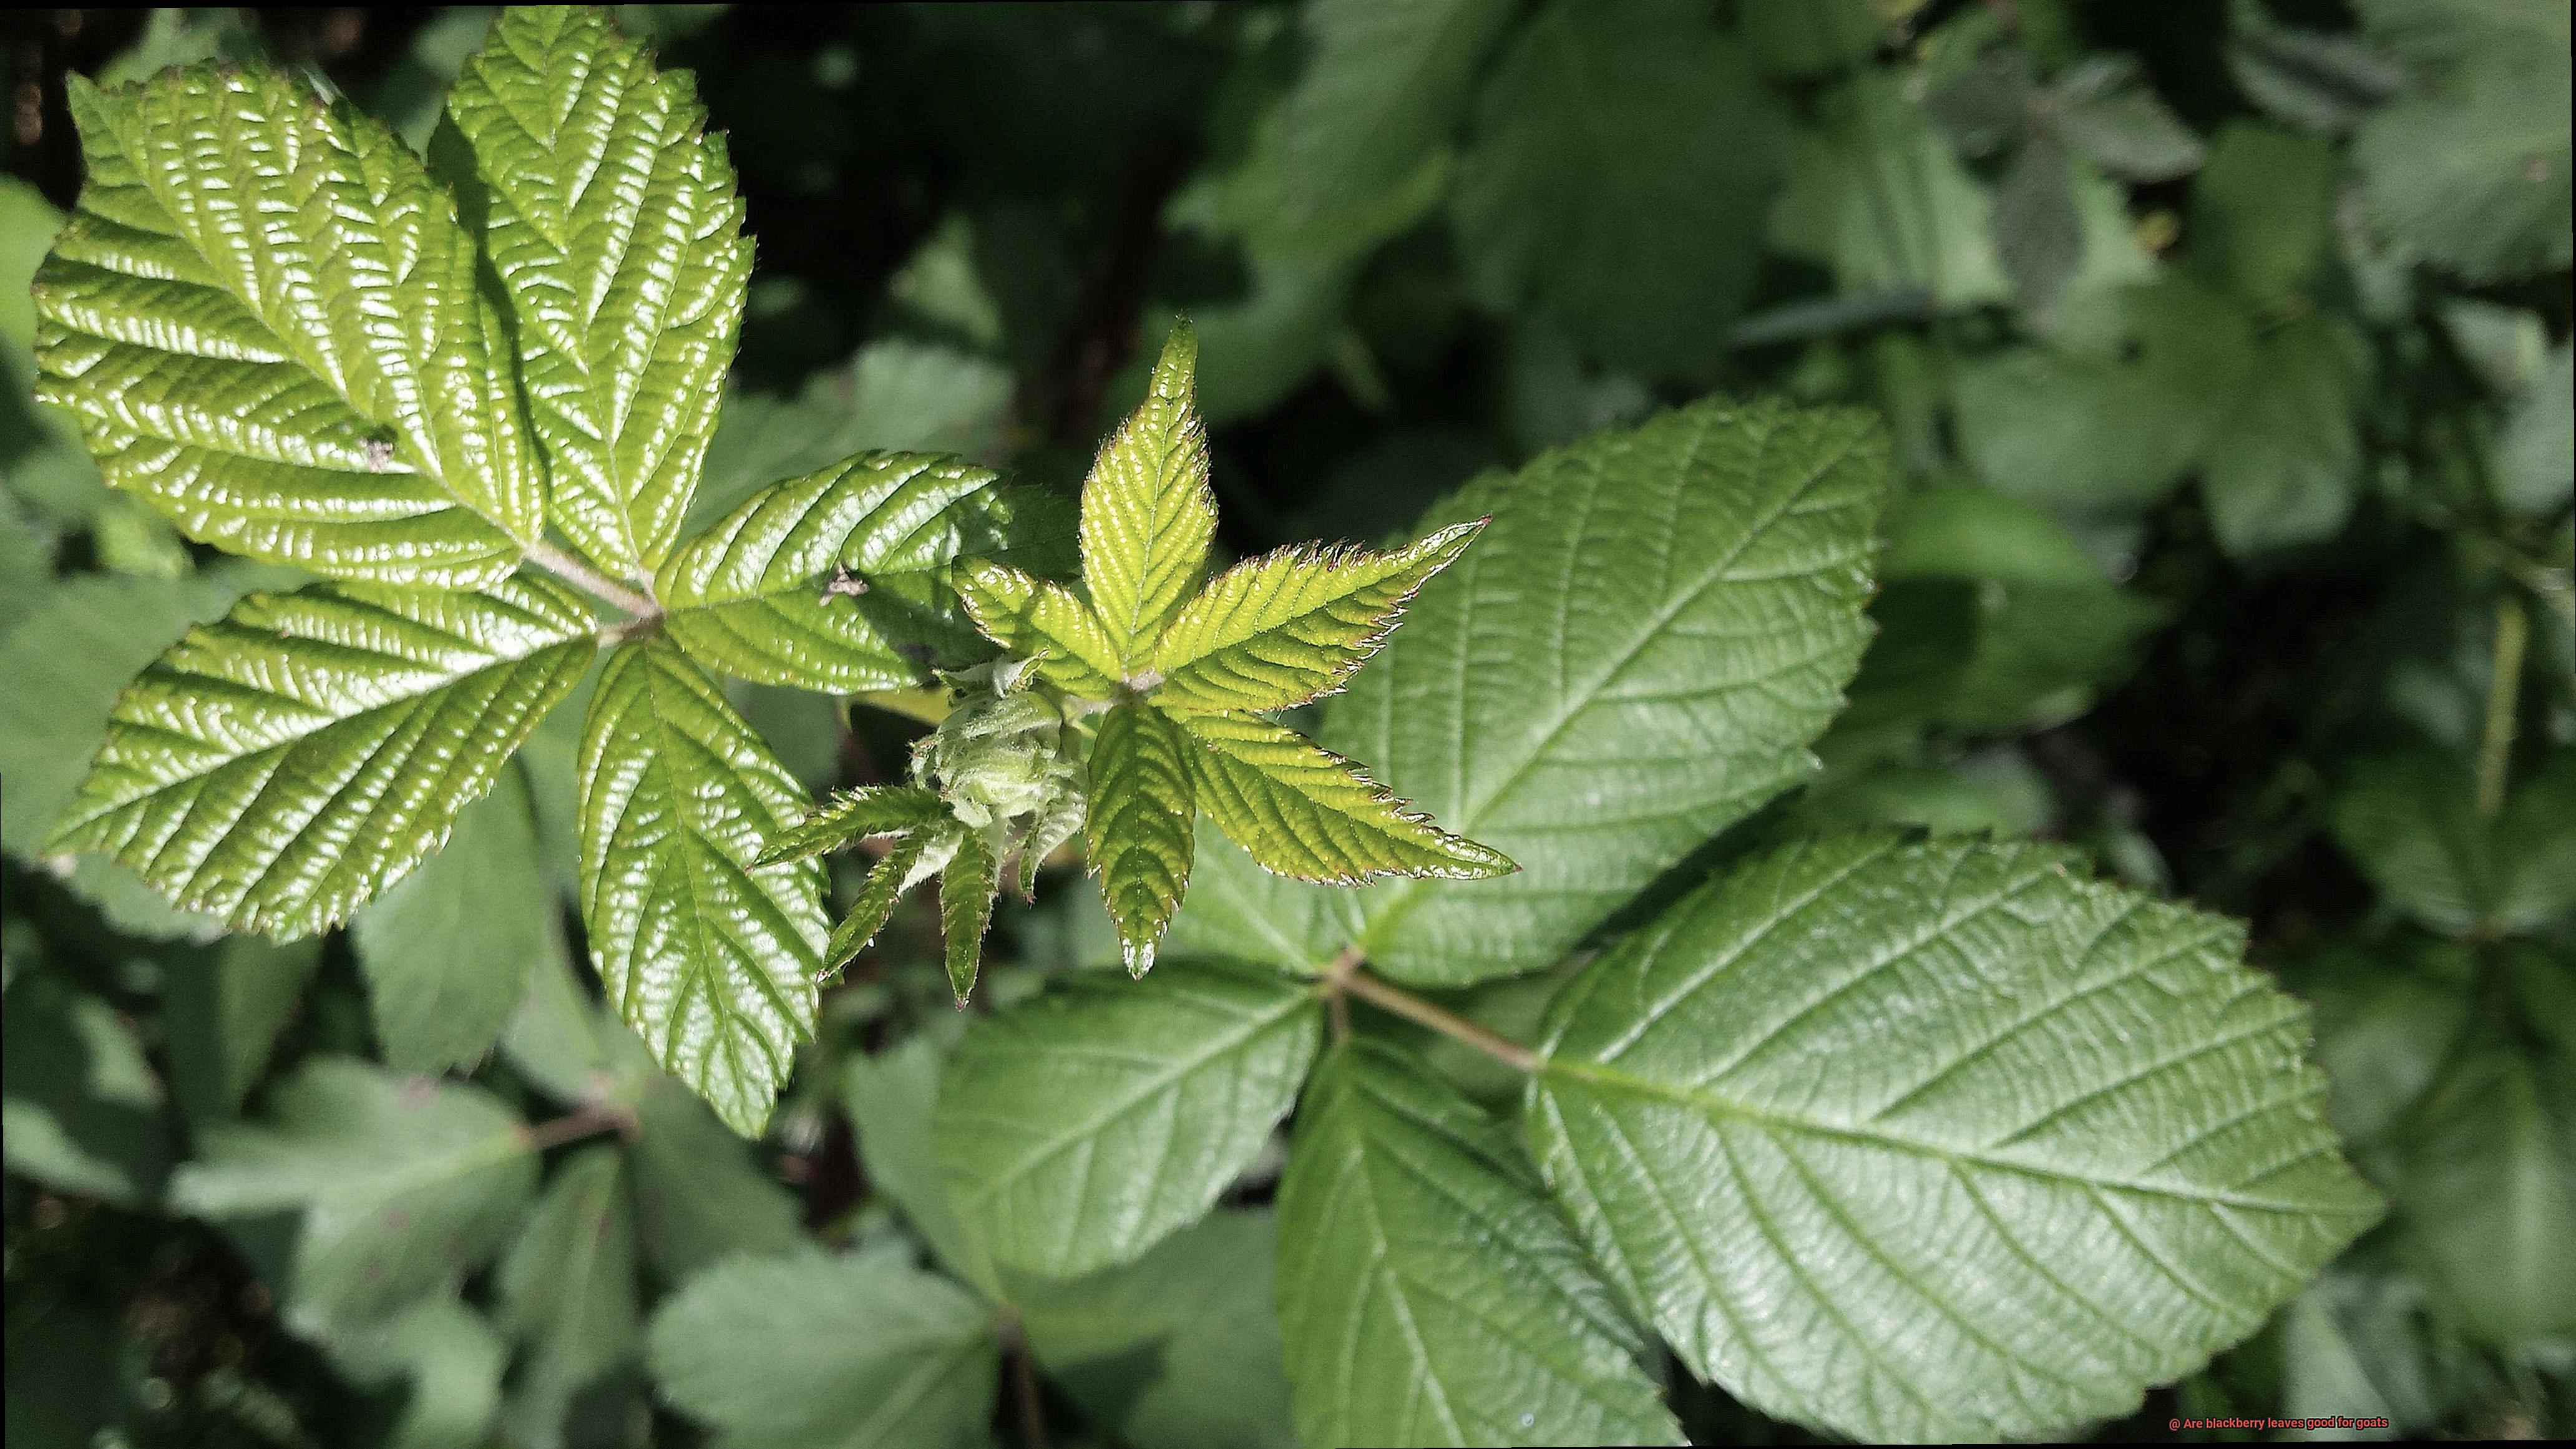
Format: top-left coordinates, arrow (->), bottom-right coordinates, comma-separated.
1526,833 -> 2383,1443
578,638 -> 827,1138
46,574 -> 595,938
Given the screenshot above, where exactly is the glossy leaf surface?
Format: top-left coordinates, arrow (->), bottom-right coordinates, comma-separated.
1078,323 -> 1216,665
1178,711 -> 1511,886
1087,700 -> 1198,974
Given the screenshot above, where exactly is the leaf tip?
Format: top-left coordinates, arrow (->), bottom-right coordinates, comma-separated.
1149,317 -> 1198,401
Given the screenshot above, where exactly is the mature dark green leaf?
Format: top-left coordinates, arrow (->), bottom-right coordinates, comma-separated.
844,1037 -> 997,1295
649,1248 -> 997,1449
1451,0 -> 1783,380
163,936 -> 324,1128
495,1146 -> 640,1448
2389,1025 -> 2576,1348
660,452 -> 1012,692
578,638 -> 827,1136
626,1075 -> 807,1284
34,67 -> 542,586
938,959 -> 1321,1277
2330,748 -> 2576,937
1527,834 -> 2383,1442
2054,54 -> 2208,181
2191,124 -> 2339,304
170,1058 -> 538,1335
442,4 -> 749,577
48,574 -> 595,938
1770,72 -> 2008,306
1088,700 -> 1198,975
1,972 -> 169,1205
2200,319 -> 2361,556
352,769 -> 559,1074
1277,1043 -> 1683,1447
329,1298 -> 508,1449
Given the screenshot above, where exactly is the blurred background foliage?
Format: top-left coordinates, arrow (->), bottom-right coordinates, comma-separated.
1,2 -> 2569,1445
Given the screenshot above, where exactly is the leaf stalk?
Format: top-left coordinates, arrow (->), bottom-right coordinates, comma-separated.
2476,592 -> 2527,817
524,538 -> 661,620
1320,949 -> 1540,1074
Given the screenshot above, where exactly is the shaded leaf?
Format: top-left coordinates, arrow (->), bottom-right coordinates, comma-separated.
495,1145 -> 640,1448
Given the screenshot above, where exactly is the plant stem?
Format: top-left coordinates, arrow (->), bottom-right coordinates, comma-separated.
1320,950 -> 1539,1074
2476,593 -> 2528,818
997,1308 -> 1048,1449
524,538 -> 660,620
520,1102 -> 634,1152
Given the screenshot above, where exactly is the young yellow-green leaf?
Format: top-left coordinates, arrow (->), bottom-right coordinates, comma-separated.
1277,1043 -> 1684,1448
1178,711 -> 1512,885
1088,700 -> 1197,975
955,559 -> 1126,697
940,827 -> 999,1002
1526,834 -> 2383,1443
578,639 -> 828,1137
1146,520 -> 1483,714
34,66 -> 542,587
824,831 -> 936,978
1078,321 -> 1216,666
442,4 -> 750,576
46,574 -> 595,938
937,959 -> 1322,1277
756,784 -> 944,867
660,452 -> 1013,693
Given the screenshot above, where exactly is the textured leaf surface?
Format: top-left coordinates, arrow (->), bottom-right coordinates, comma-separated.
824,831 -> 933,976
351,771 -> 557,1073
1525,834 -> 2383,1442
937,959 -> 1321,1277
1148,522 -> 1481,714
170,1058 -> 537,1334
755,783 -> 942,866
650,1249 -> 997,1449
1088,700 -> 1198,975
495,1144 -> 640,1445
956,559 -> 1125,696
578,639 -> 827,1136
1277,1043 -> 1683,1448
1179,712 -> 1511,886
939,827 -> 998,1001
34,67 -> 542,586
660,452 -> 1011,692
1308,398 -> 1886,983
443,5 -> 749,575
48,574 -> 595,937
1079,323 -> 1214,665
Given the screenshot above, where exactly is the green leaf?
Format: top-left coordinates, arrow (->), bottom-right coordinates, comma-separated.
47,573 -> 596,937
163,936 -> 324,1128
351,769 -> 559,1074
1450,0 -> 1783,381
823,831 -> 936,977
1018,1208 -> 1299,1449
2199,318 -> 2361,555
1277,1043 -> 1684,1448
34,67 -> 542,587
1297,398 -> 1885,985
2351,0 -> 2570,281
937,959 -> 1322,1277
2329,746 -> 2576,937
495,1145 -> 641,1448
1526,834 -> 2383,1443
1088,700 -> 1198,975
2496,341 -> 2574,517
329,1299 -> 508,1449
1,972 -> 169,1206
956,559 -> 1126,696
1146,521 -> 1481,715
940,827 -> 999,1002
2054,54 -> 2208,181
1078,322 -> 1216,666
441,4 -> 749,576
649,1248 -> 998,1449
844,1038 -> 997,1295
627,1075 -> 807,1284
1770,71 -> 2009,306
755,784 -> 944,866
2190,124 -> 2339,305
578,638 -> 828,1137
170,1058 -> 538,1335
660,452 -> 1013,693
1178,711 -> 1511,885
2388,1031 -> 2576,1348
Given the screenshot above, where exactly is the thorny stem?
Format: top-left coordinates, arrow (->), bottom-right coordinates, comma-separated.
1318,947 -> 1541,1075
520,1101 -> 635,1153
524,538 -> 660,620
2476,593 -> 2529,818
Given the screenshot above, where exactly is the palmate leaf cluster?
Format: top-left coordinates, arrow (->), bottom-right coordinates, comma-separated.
5,3 -> 2569,1448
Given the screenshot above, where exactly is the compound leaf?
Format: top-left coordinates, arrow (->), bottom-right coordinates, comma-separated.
1526,834 -> 2383,1443
170,1058 -> 538,1335
47,573 -> 595,938
937,959 -> 1321,1277
1088,700 -> 1198,975
660,452 -> 1013,693
34,66 -> 542,587
1178,711 -> 1511,885
650,1249 -> 997,1449
578,638 -> 827,1137
442,4 -> 749,575
1147,520 -> 1481,714
1277,1043 -> 1684,1448
1078,322 -> 1215,666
